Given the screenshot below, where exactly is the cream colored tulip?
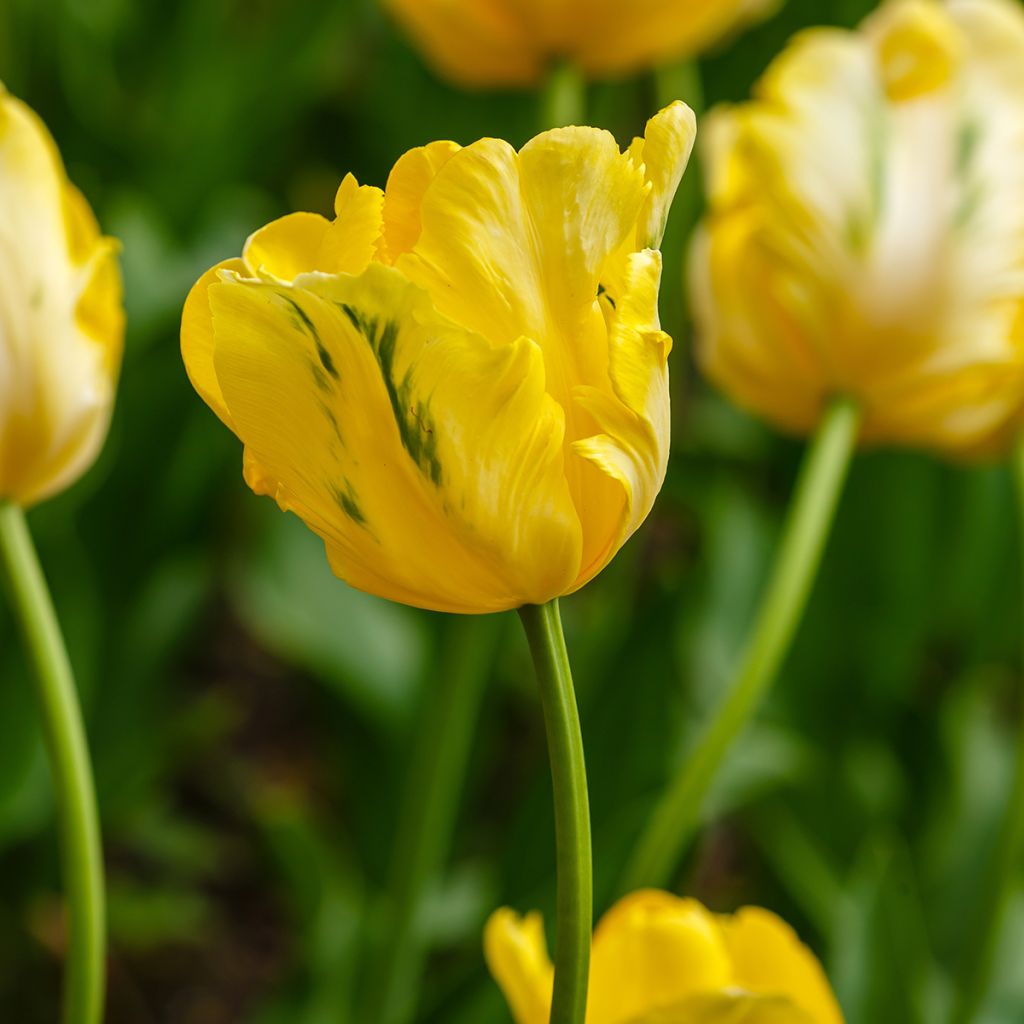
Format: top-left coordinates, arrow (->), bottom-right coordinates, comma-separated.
0,84 -> 124,506
691,0 -> 1024,457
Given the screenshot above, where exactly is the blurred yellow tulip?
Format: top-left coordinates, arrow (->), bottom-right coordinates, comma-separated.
382,0 -> 779,88
691,0 -> 1024,457
182,103 -> 694,614
485,890 -> 843,1024
0,84 -> 123,506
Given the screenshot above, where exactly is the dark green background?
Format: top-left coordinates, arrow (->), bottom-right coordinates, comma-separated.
0,0 -> 1021,1021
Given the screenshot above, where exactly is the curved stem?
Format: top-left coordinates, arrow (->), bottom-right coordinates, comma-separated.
518,600 -> 591,1024
0,503 -> 105,1024
366,615 -> 499,1024
621,397 -> 860,893
540,62 -> 585,130
949,432 -> 1024,1024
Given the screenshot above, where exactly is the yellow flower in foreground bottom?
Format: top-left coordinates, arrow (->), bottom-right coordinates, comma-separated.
485,891 -> 843,1024
0,84 -> 123,506
691,0 -> 1024,457
182,104 -> 694,614
383,0 -> 779,88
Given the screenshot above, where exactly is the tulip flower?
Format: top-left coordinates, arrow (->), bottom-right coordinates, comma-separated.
0,83 -> 122,1024
691,0 -> 1024,458
0,86 -> 123,506
183,102 -> 695,1024
486,890 -> 844,1024
625,0 -> 1024,935
182,102 -> 694,616
382,0 -> 779,89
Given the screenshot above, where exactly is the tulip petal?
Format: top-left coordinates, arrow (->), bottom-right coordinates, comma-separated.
208,262 -> 581,612
381,139 -> 461,262
384,0 -> 776,87
720,908 -> 844,1024
587,890 -> 733,1024
399,126 -> 651,572
243,211 -> 333,280
564,0 -> 781,80
243,174 -> 384,281
625,992 -> 816,1024
401,129 -> 646,353
865,0 -> 962,102
483,909 -> 554,1024
572,250 -> 672,587
629,101 -> 697,249
181,258 -> 249,431
382,0 -> 543,87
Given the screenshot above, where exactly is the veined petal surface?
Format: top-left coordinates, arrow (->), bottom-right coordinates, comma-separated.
208,264 -> 580,613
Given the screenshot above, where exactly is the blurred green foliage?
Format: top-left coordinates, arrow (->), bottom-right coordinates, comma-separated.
0,0 -> 1022,1021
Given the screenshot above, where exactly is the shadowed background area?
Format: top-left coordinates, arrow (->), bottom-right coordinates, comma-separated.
0,0 -> 1021,1021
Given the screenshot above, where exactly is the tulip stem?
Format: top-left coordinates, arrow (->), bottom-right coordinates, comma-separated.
0,503 -> 105,1024
518,600 -> 591,1024
541,63 -> 585,129
366,615 -> 499,1024
949,432 -> 1024,1024
654,59 -> 704,113
620,396 -> 860,893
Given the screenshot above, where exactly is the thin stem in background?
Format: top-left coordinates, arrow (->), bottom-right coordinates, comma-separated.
949,433 -> 1024,1024
620,397 -> 861,893
0,502 -> 105,1024
540,62 -> 585,130
366,614 -> 500,1024
654,59 -> 704,113
518,600 -> 591,1024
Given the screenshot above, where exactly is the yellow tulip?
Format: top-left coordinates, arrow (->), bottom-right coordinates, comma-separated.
485,890 -> 843,1024
0,84 -> 124,506
382,0 -> 779,88
181,103 -> 695,614
691,0 -> 1024,457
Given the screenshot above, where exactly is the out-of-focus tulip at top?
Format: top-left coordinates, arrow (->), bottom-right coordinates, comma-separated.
182,103 -> 695,615
382,0 -> 780,88
485,889 -> 844,1024
691,0 -> 1024,458
0,84 -> 124,506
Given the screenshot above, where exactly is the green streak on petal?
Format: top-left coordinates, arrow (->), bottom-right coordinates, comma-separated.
338,302 -> 443,487
333,479 -> 366,526
280,294 -> 340,380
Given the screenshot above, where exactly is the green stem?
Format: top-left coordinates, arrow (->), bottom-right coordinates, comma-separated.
366,615 -> 499,1024
0,503 -> 105,1024
949,433 -> 1024,1024
621,397 -> 860,893
518,600 -> 591,1024
540,62 -> 585,129
654,59 -> 704,113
